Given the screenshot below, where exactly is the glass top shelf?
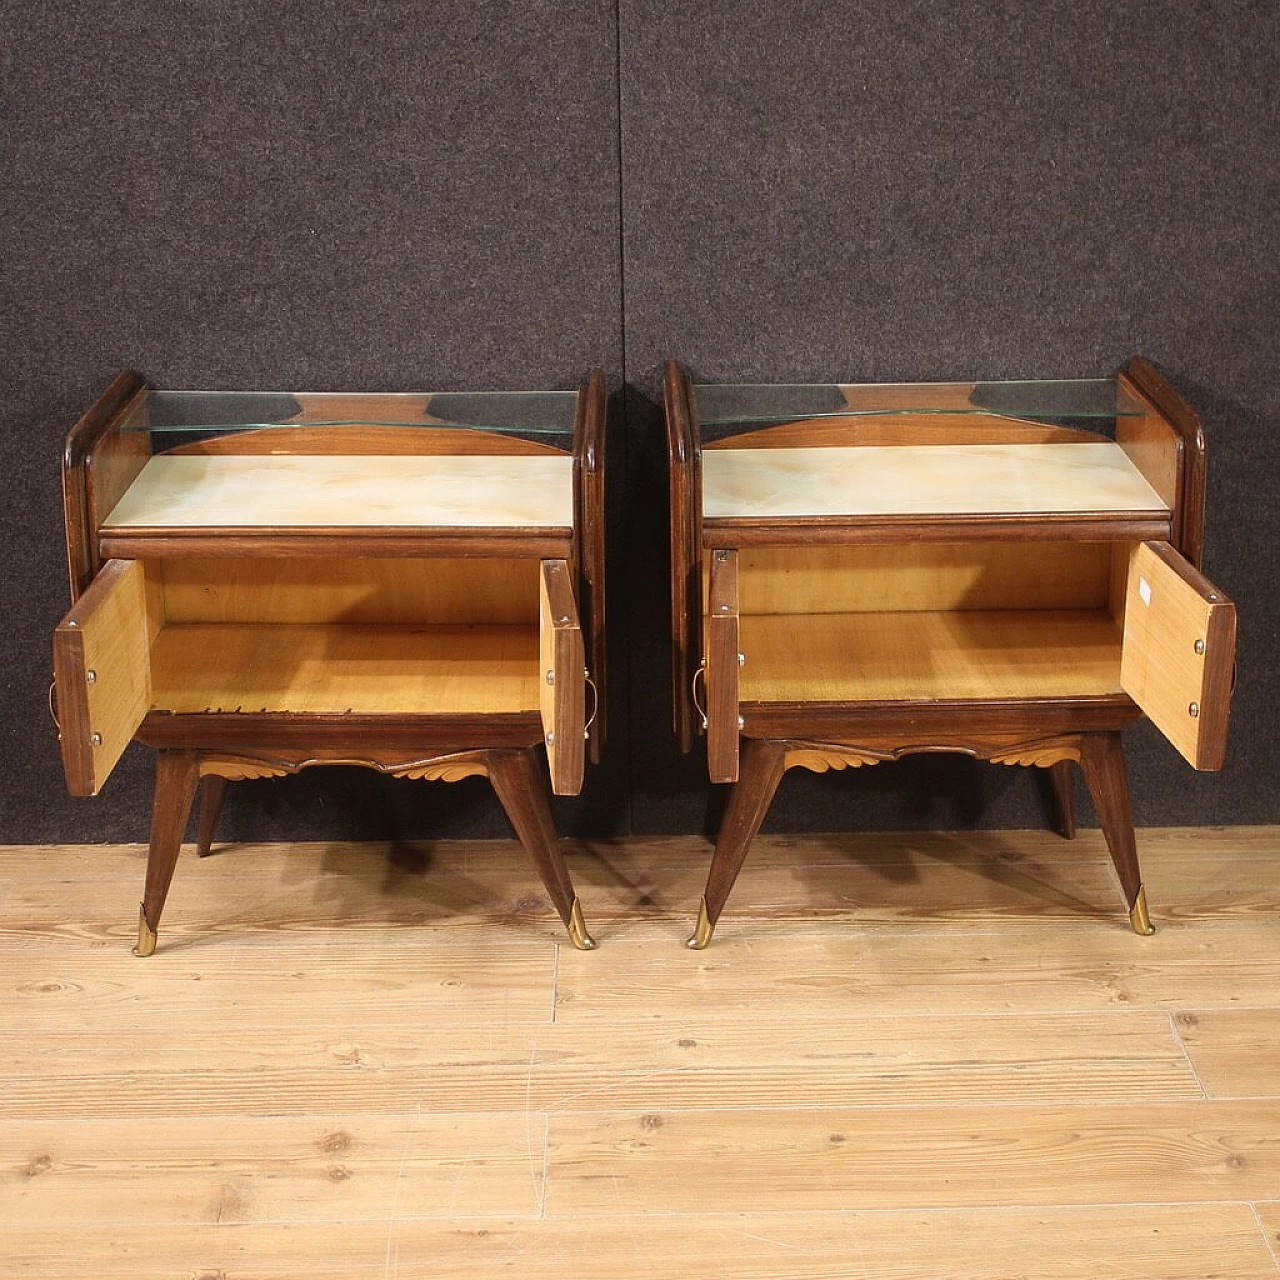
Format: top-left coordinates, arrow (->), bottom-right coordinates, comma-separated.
693,378 -> 1145,427
119,389 -> 580,437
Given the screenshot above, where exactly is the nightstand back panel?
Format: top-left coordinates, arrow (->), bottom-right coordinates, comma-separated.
158,557 -> 540,626
731,542 -> 1112,616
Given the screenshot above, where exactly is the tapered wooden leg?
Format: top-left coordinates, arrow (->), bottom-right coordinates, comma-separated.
487,748 -> 596,950
136,750 -> 201,956
1078,732 -> 1154,935
196,775 -> 228,857
1047,760 -> 1077,839
691,738 -> 788,948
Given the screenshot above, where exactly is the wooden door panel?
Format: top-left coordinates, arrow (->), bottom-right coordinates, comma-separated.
53,559 -> 158,795
1121,541 -> 1235,770
706,549 -> 741,783
539,559 -> 585,795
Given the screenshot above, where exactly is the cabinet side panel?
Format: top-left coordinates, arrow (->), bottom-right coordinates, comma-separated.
86,407 -> 152,532
1115,401 -> 1181,512
1109,542 -> 1134,625
1120,361 -> 1207,567
62,372 -> 150,602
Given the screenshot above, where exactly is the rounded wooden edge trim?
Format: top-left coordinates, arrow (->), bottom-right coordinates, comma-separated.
198,749 -> 491,781
777,735 -> 1083,769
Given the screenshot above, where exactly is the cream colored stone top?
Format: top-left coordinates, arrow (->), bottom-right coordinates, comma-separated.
702,443 -> 1167,520
101,454 -> 575,530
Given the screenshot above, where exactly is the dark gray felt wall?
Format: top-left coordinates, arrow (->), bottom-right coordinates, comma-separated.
2,1 -> 1276,844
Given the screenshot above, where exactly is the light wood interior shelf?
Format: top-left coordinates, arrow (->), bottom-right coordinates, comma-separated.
149,622 -> 541,715
738,610 -> 1126,704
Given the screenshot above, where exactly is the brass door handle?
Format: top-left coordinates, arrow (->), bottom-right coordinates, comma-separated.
691,663 -> 708,730
584,671 -> 599,738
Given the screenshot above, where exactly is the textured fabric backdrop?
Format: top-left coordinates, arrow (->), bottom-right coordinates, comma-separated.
2,1 -> 1275,843
1,0 -> 627,841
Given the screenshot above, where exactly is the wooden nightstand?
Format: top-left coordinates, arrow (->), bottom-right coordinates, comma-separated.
53,372 -> 607,954
666,358 -> 1235,946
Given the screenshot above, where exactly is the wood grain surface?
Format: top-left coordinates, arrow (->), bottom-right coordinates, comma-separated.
2,828 -> 1278,1276
705,548 -> 741,781
148,622 -> 541,715
102,454 -> 576,531
159,556 -> 540,625
546,1099 -> 1280,1212
538,559 -> 585,795
702,443 -> 1168,520
1174,1008 -> 1280,1098
51,559 -> 157,795
4,1205 -> 1274,1279
1121,540 -> 1236,769
738,609 -> 1125,703
737,540 -> 1112,615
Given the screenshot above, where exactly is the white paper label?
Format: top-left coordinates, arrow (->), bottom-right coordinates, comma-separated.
1139,577 -> 1152,607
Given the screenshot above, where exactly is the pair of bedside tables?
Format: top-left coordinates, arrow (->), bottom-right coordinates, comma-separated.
51,358 -> 1236,954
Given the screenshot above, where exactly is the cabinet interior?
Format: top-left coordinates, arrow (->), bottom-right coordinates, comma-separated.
136,557 -> 544,715
708,541 -> 1141,704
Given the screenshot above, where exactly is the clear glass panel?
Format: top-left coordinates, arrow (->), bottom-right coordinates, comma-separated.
119,389 -> 580,445
694,378 -> 1144,427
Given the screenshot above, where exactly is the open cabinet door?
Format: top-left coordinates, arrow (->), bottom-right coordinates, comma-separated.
664,361 -> 703,753
539,559 -> 585,796
1121,541 -> 1236,770
52,559 -> 157,795
705,549 -> 741,783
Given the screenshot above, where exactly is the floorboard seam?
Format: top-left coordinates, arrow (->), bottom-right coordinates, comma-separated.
550,938 -> 562,1022
539,1112 -> 551,1220
535,1096 -> 1274,1117
1251,1203 -> 1280,1272
534,1199 -> 1274,1219
1167,1010 -> 1210,1099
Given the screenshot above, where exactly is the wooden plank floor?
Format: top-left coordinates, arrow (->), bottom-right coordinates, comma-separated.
2,826 -> 1279,1277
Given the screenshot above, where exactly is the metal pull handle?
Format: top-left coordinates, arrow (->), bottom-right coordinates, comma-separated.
691,663 -> 708,730
583,671 -> 599,739
48,679 -> 61,736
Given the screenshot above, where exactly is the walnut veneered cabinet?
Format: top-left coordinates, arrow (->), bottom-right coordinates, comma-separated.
54,373 -> 607,954
665,358 -> 1236,947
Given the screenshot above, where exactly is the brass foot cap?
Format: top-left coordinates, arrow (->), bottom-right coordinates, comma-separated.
686,897 -> 715,950
1128,886 -> 1155,936
567,899 -> 597,951
132,904 -> 157,958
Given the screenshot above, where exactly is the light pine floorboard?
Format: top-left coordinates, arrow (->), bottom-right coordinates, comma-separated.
1,826 -> 1278,1277
1174,1009 -> 1280,1097
2,1206 -> 1275,1279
